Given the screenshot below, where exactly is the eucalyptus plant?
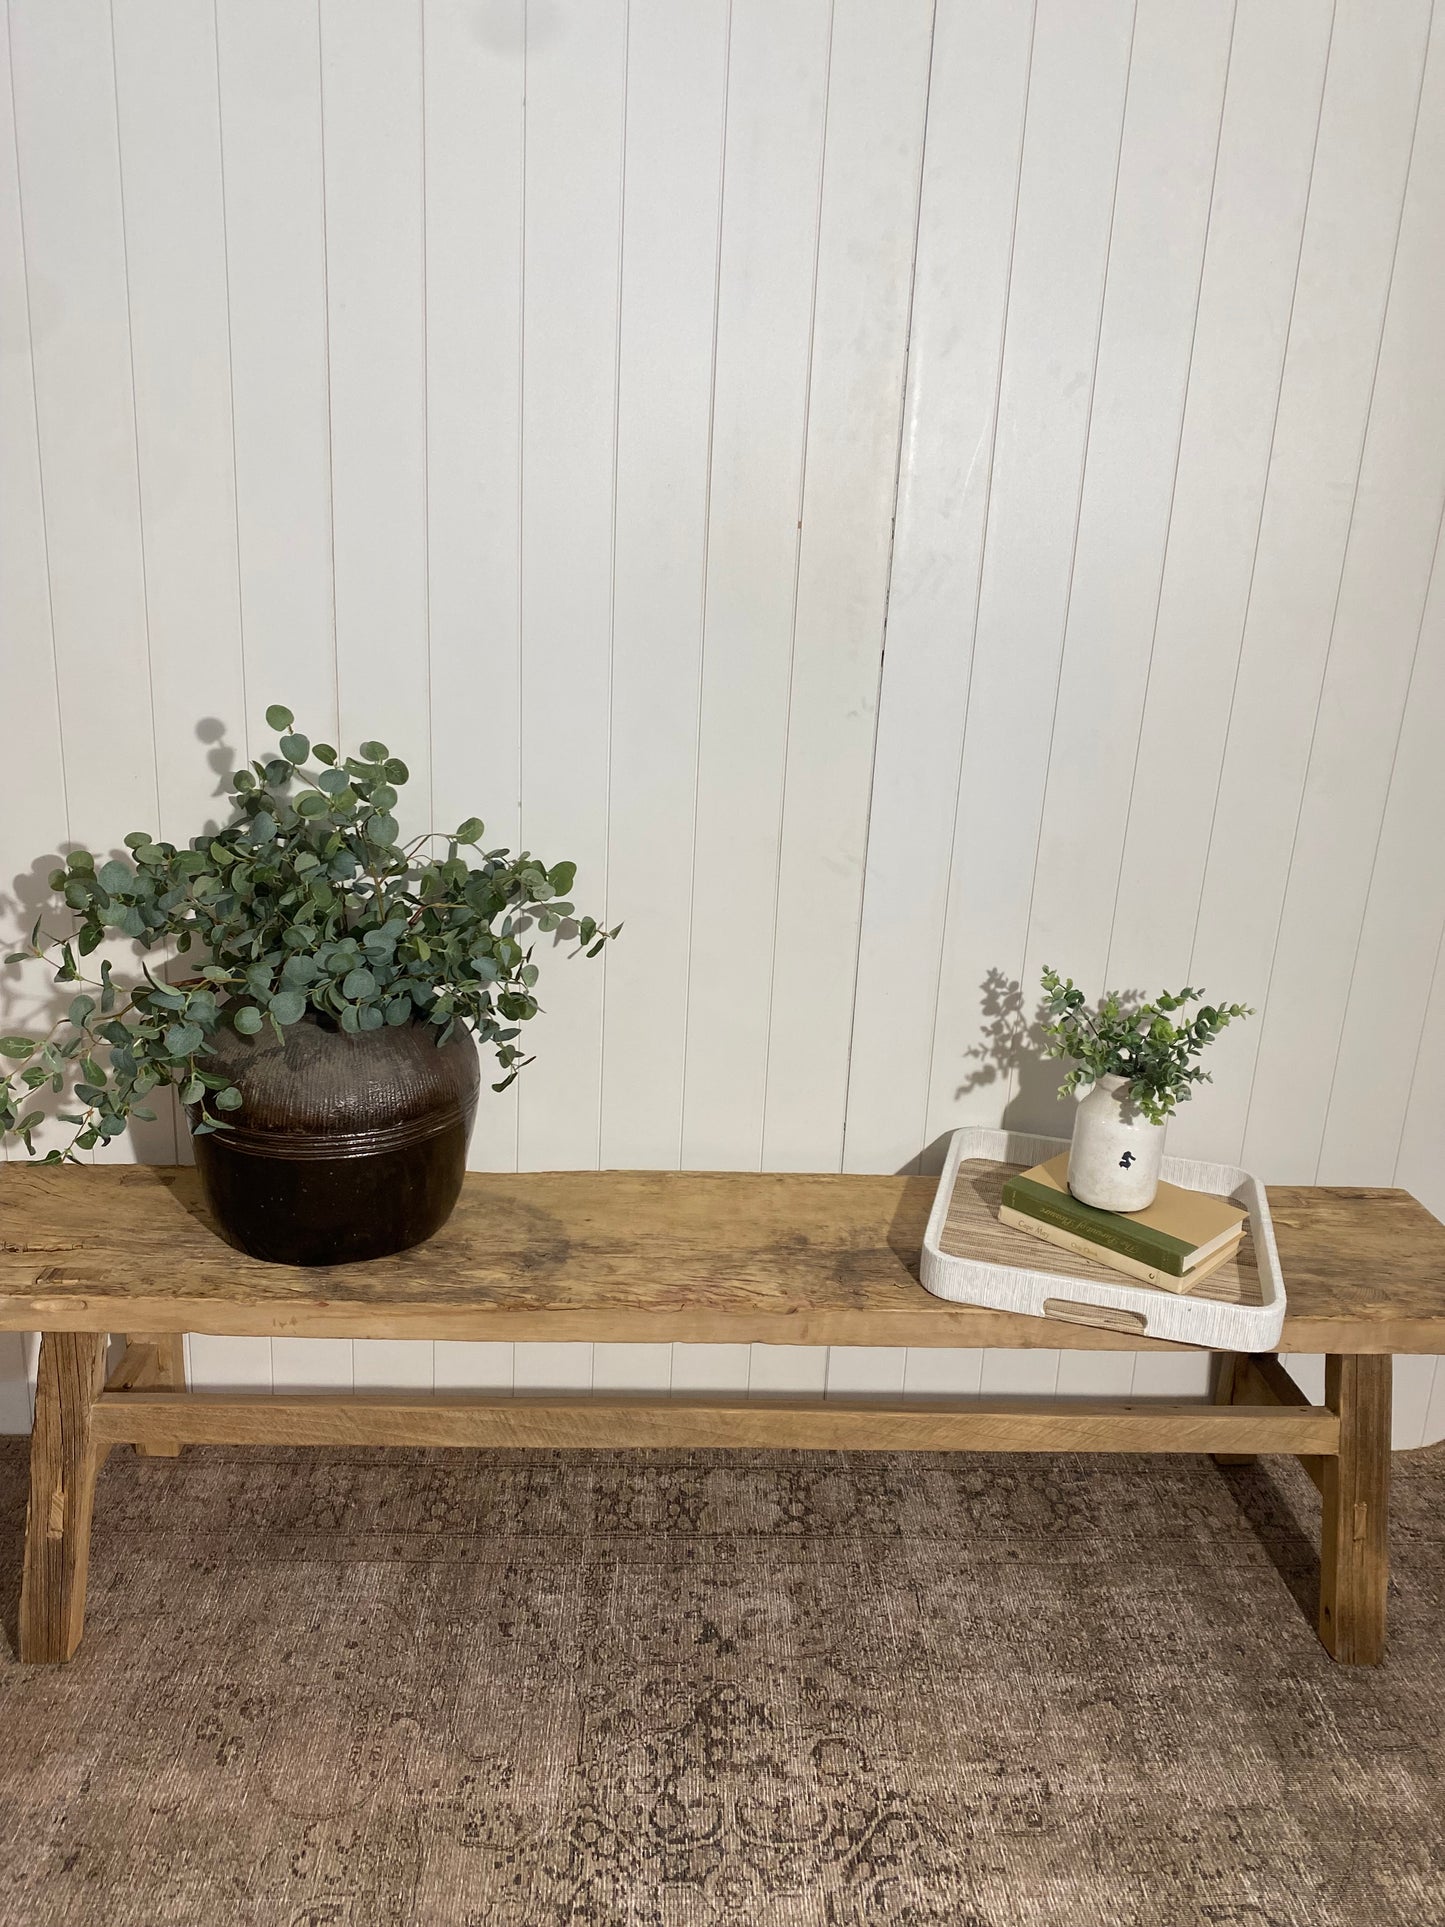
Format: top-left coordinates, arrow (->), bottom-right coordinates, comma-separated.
1038,965 -> 1251,1125
0,706 -> 616,1160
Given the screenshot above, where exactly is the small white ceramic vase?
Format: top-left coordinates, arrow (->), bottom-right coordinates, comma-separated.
1067,1073 -> 1165,1212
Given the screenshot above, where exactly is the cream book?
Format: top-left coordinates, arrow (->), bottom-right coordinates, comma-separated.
1000,1152 -> 1247,1278
997,1204 -> 1243,1294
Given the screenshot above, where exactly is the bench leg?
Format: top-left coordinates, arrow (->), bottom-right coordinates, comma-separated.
20,1331 -> 107,1663
1318,1353 -> 1391,1665
1211,1351 -> 1255,1465
126,1332 -> 186,1457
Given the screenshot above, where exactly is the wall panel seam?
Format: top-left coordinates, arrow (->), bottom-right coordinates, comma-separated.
210,0 -> 251,754
1099,0 -> 1238,988
756,0 -> 837,1174
1005,0 -> 1141,1116
596,0 -> 632,1173
3,0 -> 69,842
1316,493 -> 1445,1182
106,0 -> 166,850
676,0 -> 733,1169
1180,2 -> 1337,1009
837,0 -> 939,1173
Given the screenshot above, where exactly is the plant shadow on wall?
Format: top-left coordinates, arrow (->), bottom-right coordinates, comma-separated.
0,718 -> 250,1161
951,967 -> 1084,1143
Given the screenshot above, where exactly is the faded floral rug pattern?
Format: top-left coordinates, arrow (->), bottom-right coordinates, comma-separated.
1,1440 -> 1442,1925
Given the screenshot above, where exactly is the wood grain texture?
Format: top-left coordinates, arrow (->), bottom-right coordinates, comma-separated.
120,1332 -> 185,1457
1319,1352 -> 1392,1665
19,1330 -> 106,1663
91,1389 -> 1339,1457
1210,1350 -> 1253,1465
1,1165 -> 1442,1354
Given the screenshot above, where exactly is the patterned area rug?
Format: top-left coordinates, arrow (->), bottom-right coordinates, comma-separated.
0,1438 -> 1442,1926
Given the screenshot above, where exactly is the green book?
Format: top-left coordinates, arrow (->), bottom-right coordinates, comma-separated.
999,1154 -> 1245,1279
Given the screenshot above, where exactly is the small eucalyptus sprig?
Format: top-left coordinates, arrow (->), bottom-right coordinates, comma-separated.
0,705 -> 618,1161
1039,965 -> 1251,1125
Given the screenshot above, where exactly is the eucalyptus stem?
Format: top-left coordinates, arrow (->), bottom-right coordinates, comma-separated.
1037,965 -> 1252,1126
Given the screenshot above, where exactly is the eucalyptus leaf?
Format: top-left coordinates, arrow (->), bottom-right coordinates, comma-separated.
0,704 -> 615,1160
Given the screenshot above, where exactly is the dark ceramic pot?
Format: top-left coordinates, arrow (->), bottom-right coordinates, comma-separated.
188,1011 -> 480,1266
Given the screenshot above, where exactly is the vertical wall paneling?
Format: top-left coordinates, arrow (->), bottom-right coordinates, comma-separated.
513,1341 -> 594,1394
188,1331 -> 271,1394
750,1344 -> 829,1400
111,0 -> 246,1171
7,0 -> 175,1169
434,1341 -> 515,1395
320,0 -> 430,799
270,1335 -> 353,1394
826,1346 -> 906,1399
215,0 -> 337,746
1104,1 -> 1333,1001
3,4 -> 1445,1437
1057,1352 -> 1135,1397
1012,0 -> 1234,1104
1248,7 -> 1445,1183
592,1342 -> 672,1394
1171,0 -> 1434,1166
922,0 -> 1135,1163
1397,922 -> 1445,1222
979,1348 -> 1064,1396
1318,519 -> 1445,1185
423,0 -> 525,1181
111,3 -> 245,841
843,0 -> 1035,1177
515,0 -> 628,1172
760,0 -> 934,1171
0,0 -> 70,1186
6,2 -> 159,849
670,1343 -> 751,1397
680,0 -> 832,1169
600,0 -> 729,1168
902,1349 -> 984,1398
1392,1355 -> 1437,1452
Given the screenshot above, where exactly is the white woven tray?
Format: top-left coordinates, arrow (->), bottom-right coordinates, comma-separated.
920,1127 -> 1286,1352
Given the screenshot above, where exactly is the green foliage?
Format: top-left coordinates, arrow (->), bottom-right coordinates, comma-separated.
1038,966 -> 1252,1126
1,710 -> 618,1159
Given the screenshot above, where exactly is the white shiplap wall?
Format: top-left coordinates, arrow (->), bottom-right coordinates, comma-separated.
3,0 -> 1444,1443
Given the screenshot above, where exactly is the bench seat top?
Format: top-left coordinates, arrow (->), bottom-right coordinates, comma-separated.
0,1164 -> 1442,1354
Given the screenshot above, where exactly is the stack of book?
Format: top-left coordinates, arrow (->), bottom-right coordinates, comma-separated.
998,1152 -> 1246,1293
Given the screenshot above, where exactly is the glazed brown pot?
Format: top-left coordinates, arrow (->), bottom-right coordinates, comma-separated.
188,1010 -> 480,1266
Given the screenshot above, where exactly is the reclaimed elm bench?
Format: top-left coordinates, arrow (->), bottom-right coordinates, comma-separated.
3,1163 -> 1443,1667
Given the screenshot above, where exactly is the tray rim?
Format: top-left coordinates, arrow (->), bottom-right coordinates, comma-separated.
920,1127 -> 1286,1351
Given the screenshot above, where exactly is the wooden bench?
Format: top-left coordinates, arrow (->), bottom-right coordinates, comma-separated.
3,1163 -> 1442,1667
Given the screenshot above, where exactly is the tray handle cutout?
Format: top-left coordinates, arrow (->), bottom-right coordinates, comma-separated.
1043,1298 -> 1148,1335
